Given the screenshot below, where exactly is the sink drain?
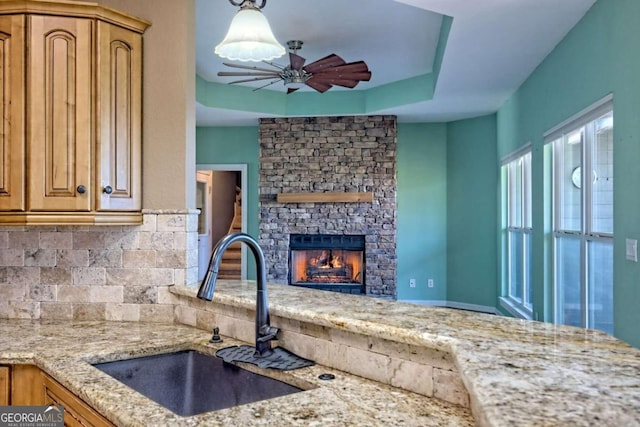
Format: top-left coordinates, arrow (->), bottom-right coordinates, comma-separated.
318,373 -> 335,380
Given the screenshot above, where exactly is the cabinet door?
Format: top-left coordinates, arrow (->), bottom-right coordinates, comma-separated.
10,365 -> 44,405
96,21 -> 142,211
0,366 -> 9,405
0,15 -> 25,212
28,16 -> 92,212
43,373 -> 115,427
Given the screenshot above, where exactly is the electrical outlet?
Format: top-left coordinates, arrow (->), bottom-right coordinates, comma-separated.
428,279 -> 434,288
626,239 -> 638,262
409,278 -> 416,288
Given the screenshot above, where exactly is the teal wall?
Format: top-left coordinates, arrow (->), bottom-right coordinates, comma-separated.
195,126 -> 260,279
497,0 -> 640,346
195,123 -> 453,300
396,123 -> 447,301
193,0 -> 640,347
194,120 -> 495,307
446,115 -> 498,307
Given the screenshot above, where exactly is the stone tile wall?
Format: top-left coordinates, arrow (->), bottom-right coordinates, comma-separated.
171,290 -> 470,408
0,210 -> 199,322
258,116 -> 398,297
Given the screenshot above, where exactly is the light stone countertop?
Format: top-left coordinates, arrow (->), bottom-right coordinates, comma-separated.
2,279 -> 640,426
170,281 -> 640,427
0,319 -> 473,426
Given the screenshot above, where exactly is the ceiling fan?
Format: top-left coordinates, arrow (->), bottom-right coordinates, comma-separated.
217,40 -> 372,94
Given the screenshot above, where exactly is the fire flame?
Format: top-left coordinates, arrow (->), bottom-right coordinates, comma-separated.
291,249 -> 362,284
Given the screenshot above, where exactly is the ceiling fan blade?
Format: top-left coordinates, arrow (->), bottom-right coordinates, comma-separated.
320,61 -> 370,75
305,77 -> 332,93
253,79 -> 282,91
227,76 -> 282,84
287,87 -> 300,94
218,71 -> 280,77
261,60 -> 286,70
303,54 -> 346,74
289,52 -> 306,70
308,76 -> 359,88
221,62 -> 278,73
313,71 -> 372,82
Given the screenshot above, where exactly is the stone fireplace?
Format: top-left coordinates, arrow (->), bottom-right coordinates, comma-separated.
258,115 -> 397,298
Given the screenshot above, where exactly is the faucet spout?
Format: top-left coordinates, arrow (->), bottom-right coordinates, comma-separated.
197,232 -> 277,357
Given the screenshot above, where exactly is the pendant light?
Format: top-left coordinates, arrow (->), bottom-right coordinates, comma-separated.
215,0 -> 285,62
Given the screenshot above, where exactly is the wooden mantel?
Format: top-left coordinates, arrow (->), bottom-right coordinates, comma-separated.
276,192 -> 374,204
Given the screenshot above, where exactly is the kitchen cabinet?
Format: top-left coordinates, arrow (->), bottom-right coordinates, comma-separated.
9,365 -> 114,426
0,1 -> 149,225
10,364 -> 44,405
0,15 -> 26,213
28,15 -> 93,213
43,372 -> 115,427
96,20 -> 143,213
0,366 -> 8,405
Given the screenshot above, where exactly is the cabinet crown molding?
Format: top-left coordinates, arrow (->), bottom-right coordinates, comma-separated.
0,0 -> 151,33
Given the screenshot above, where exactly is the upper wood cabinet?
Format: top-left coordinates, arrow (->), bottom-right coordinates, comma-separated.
0,1 -> 149,225
28,16 -> 93,213
0,15 -> 26,212
96,21 -> 143,213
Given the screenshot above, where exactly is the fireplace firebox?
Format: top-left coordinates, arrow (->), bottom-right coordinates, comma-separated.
289,234 -> 365,294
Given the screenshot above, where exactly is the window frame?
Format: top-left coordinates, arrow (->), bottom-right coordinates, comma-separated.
500,145 -> 533,320
546,95 -> 614,332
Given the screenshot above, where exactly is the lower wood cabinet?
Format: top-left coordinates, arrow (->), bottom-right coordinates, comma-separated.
0,366 -> 9,405
42,372 -> 115,427
10,365 -> 43,405
8,365 -> 114,427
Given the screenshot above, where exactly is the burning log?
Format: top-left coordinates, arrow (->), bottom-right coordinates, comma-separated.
305,265 -> 353,283
291,244 -> 363,285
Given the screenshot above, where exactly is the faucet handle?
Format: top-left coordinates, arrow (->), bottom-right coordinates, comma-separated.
257,325 -> 279,342
210,326 -> 223,343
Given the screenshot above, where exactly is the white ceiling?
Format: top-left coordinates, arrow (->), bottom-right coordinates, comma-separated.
195,0 -> 596,126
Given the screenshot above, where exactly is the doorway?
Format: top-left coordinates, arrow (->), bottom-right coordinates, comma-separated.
196,164 -> 247,281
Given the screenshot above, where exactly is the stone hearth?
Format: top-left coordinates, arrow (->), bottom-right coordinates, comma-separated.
258,116 -> 397,297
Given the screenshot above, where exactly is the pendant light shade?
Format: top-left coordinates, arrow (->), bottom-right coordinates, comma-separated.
215,1 -> 285,62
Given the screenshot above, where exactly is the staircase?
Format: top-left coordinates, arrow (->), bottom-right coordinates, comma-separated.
218,188 -> 242,279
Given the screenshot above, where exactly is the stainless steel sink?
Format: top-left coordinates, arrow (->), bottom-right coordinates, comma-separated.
93,350 -> 305,416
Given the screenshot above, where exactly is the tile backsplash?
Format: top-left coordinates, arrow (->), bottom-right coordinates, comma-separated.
0,210 -> 199,322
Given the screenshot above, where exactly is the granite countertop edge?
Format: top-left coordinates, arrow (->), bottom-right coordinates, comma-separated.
0,320 -> 473,426
170,281 -> 640,427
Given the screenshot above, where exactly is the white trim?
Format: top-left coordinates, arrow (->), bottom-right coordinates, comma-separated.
196,163 -> 248,280
401,300 -> 500,315
499,297 -> 533,320
500,142 -> 532,165
543,94 -> 613,141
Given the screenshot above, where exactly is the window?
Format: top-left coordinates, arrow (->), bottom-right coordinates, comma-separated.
501,148 -> 532,318
547,97 -> 613,334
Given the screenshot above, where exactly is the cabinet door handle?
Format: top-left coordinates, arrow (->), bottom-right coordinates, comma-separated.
76,185 -> 86,194
103,185 -> 113,194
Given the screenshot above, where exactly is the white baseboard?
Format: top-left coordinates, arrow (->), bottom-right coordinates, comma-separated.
400,299 -> 500,315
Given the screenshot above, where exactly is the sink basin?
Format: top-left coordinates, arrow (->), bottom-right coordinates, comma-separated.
93,350 -> 305,416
